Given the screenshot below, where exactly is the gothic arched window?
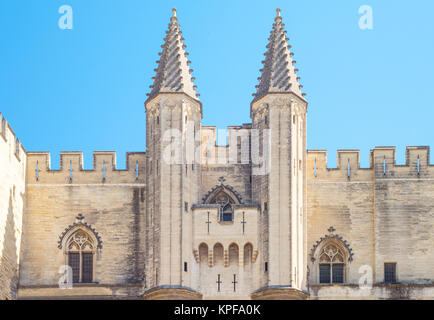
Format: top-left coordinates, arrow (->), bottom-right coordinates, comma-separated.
319,244 -> 345,284
211,191 -> 234,222
66,229 -> 95,283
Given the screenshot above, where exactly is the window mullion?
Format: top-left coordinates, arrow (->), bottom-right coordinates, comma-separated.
79,250 -> 82,283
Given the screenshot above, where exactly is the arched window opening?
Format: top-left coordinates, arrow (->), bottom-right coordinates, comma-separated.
199,243 -> 208,265
319,244 -> 345,284
228,243 -> 239,266
66,230 -> 95,283
213,243 -> 224,266
209,190 -> 234,222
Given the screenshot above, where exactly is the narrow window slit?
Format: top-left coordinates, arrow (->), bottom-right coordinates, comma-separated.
69,160 -> 72,181
102,162 -> 106,181
383,157 -> 386,175
347,159 -> 350,178
135,161 -> 139,180
36,161 -> 39,181
417,155 -> 420,176
314,159 -> 317,177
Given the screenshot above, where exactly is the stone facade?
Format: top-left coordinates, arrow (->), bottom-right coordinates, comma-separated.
0,9 -> 433,300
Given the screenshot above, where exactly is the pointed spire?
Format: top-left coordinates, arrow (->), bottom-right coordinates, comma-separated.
147,8 -> 199,101
252,8 -> 305,102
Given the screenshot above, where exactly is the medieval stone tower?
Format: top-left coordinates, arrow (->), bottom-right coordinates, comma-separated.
0,8 -> 433,300
142,8 -> 308,300
144,8 -> 203,297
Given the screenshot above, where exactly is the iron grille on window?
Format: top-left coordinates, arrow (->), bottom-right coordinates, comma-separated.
384,263 -> 396,283
68,253 -> 80,283
319,244 -> 346,284
81,253 -> 93,283
319,264 -> 331,283
66,230 -> 95,283
332,264 -> 344,283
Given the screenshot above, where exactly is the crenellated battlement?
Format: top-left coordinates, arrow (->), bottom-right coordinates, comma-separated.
0,112 -> 26,163
26,151 -> 146,184
200,124 -> 252,165
307,146 -> 433,180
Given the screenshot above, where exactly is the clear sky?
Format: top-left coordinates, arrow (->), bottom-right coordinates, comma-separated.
0,0 -> 433,169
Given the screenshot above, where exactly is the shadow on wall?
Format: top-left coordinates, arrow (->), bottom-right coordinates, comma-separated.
0,189 -> 18,300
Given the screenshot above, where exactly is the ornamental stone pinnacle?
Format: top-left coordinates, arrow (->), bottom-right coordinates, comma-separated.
252,8 -> 305,102
146,8 -> 199,102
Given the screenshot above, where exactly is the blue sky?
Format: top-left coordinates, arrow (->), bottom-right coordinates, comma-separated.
0,0 -> 433,169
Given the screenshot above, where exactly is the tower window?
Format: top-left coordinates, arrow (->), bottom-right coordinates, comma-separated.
221,203 -> 233,222
184,262 -> 188,272
264,262 -> 268,272
384,263 -> 397,283
263,202 -> 268,212
184,202 -> 189,212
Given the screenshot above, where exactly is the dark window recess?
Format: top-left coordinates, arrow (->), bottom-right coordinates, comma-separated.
184,202 -> 189,212
263,202 -> 268,212
319,264 -> 331,284
221,204 -> 233,222
264,262 -> 268,272
184,262 -> 188,272
384,263 -> 396,283
68,253 -> 80,283
332,264 -> 344,283
81,253 -> 93,283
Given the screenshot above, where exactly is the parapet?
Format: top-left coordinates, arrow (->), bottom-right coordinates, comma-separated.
307,146 -> 433,180
26,151 -> 146,184
200,124 -> 252,165
0,112 -> 26,163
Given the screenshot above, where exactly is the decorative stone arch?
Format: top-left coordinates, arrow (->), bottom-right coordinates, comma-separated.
202,181 -> 242,222
58,214 -> 102,251
228,242 -> 239,266
198,242 -> 208,265
202,184 -> 242,205
310,227 -> 354,284
58,214 -> 102,283
213,242 -> 224,267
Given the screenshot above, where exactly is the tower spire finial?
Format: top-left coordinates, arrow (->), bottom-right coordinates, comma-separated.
276,8 -> 281,17
146,8 -> 199,102
170,8 -> 178,24
252,8 -> 305,103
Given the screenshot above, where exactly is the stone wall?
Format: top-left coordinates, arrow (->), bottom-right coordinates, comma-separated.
17,151 -> 146,298
306,147 -> 434,298
0,113 -> 26,299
